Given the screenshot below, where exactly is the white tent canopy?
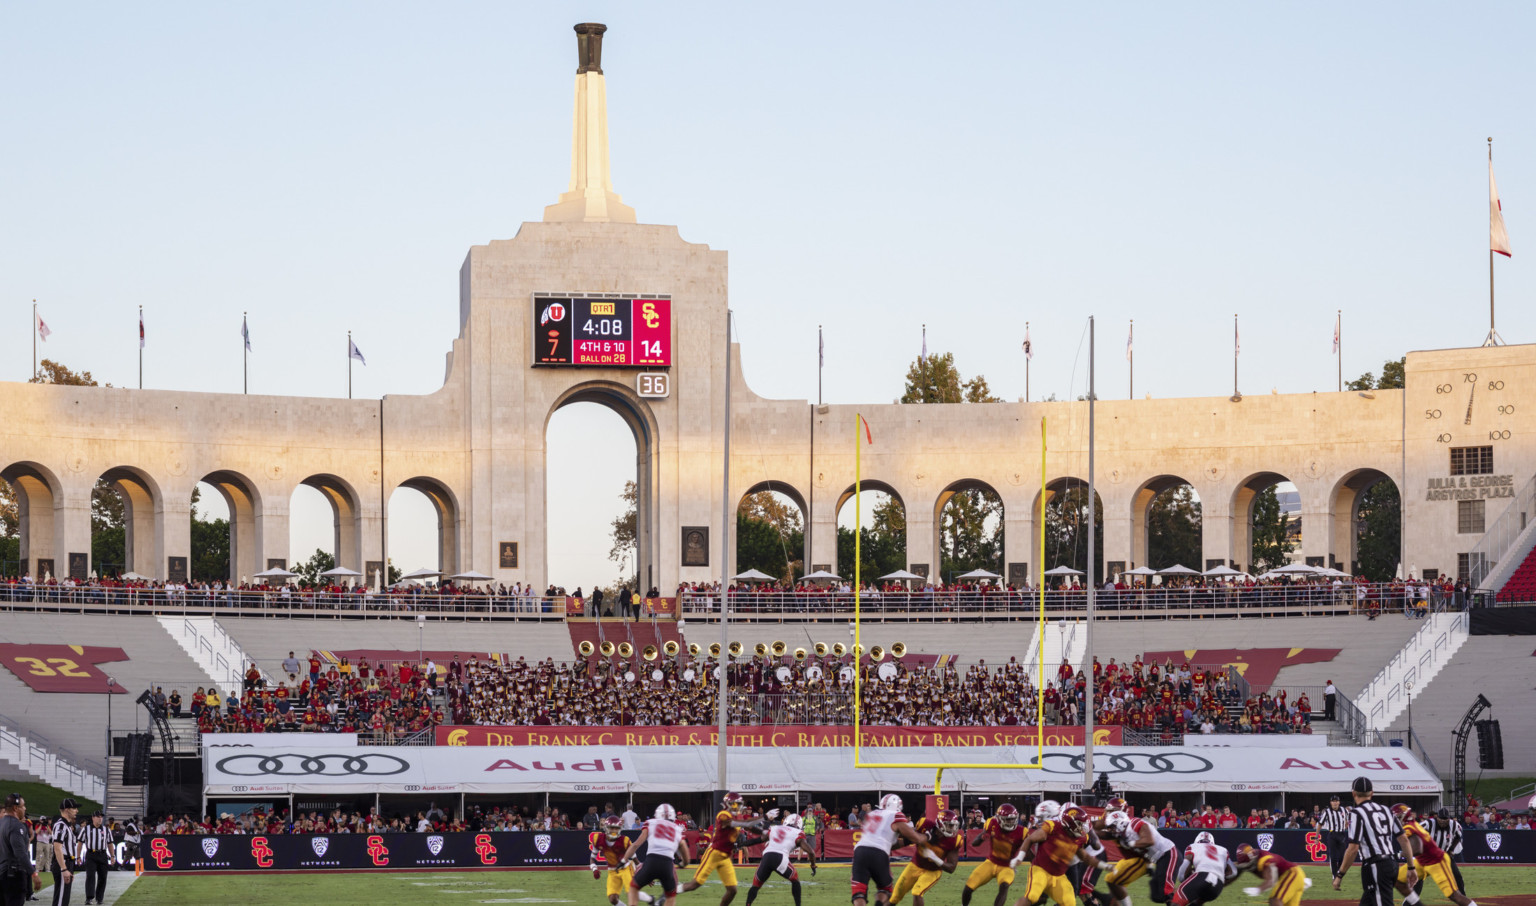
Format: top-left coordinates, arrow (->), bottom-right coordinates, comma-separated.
731,569 -> 775,582
956,568 -> 1001,580
1270,563 -> 1320,575
800,570 -> 841,582
1157,564 -> 1199,575
449,570 -> 495,582
878,569 -> 924,581
1121,566 -> 1157,577
400,568 -> 444,581
253,567 -> 297,579
1202,565 -> 1244,577
1043,565 -> 1083,576
320,566 -> 363,578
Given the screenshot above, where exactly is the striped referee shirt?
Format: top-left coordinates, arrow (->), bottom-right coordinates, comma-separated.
79,823 -> 112,855
50,819 -> 76,865
1430,820 -> 1463,856
1347,800 -> 1403,863
1318,806 -> 1349,834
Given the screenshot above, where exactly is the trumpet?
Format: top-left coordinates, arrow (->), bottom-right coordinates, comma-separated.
771,640 -> 787,658
578,640 -> 596,657
600,641 -> 616,657
618,642 -> 634,659
754,642 -> 769,657
870,645 -> 886,662
664,640 -> 681,657
642,644 -> 659,661
832,642 -> 847,657
793,647 -> 808,662
688,642 -> 702,657
709,642 -> 722,658
728,641 -> 745,658
814,642 -> 829,657
890,641 -> 907,659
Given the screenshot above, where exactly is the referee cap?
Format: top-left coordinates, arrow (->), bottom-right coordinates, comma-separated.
1329,794 -> 1340,801
1351,775 -> 1373,794
59,797 -> 79,810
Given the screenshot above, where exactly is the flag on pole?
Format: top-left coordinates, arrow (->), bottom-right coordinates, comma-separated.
348,337 -> 367,365
242,315 -> 251,352
818,329 -> 824,367
139,310 -> 145,349
36,311 -> 51,341
1126,325 -> 1133,361
1491,160 -> 1513,257
1022,327 -> 1032,360
859,414 -> 873,445
1332,312 -> 1340,354
920,328 -> 927,366
1235,320 -> 1240,356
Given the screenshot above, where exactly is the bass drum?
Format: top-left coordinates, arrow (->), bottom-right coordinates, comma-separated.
806,665 -> 823,682
775,665 -> 792,682
877,661 -> 897,681
683,668 -> 696,682
839,665 -> 854,683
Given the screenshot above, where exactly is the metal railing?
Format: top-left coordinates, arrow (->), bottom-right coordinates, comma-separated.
0,716 -> 105,801
0,584 -> 568,620
1354,611 -> 1470,731
1469,471 -> 1536,589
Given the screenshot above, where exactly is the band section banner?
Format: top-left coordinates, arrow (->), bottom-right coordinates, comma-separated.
142,828 -> 1536,872
436,725 -> 1122,748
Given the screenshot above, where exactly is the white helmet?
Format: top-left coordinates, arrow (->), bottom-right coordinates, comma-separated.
879,794 -> 903,813
1105,810 -> 1131,835
1034,799 -> 1061,822
1194,831 -> 1214,845
784,813 -> 803,829
655,803 -> 677,821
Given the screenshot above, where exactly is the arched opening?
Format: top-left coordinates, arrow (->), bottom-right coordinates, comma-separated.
736,482 -> 807,584
1231,472 -> 1300,574
932,479 -> 1003,584
545,382 -> 655,599
290,474 -> 363,582
93,467 -> 161,579
1331,469 -> 1400,580
1132,475 -> 1203,571
1036,477 -> 1103,584
0,462 -> 62,579
193,471 -> 261,584
835,481 -> 907,583
389,477 -> 461,582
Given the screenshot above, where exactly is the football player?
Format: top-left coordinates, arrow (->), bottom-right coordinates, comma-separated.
1170,832 -> 1229,906
852,795 -> 934,906
623,804 -> 694,906
890,809 -> 962,906
681,793 -> 756,906
1015,804 -> 1099,906
744,813 -> 816,906
1099,809 -> 1179,906
1231,844 -> 1306,906
963,803 -> 1027,906
1389,805 -> 1478,906
592,815 -> 655,906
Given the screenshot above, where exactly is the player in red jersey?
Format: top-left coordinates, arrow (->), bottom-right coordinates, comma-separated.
890,809 -> 962,906
681,793 -> 758,906
963,803 -> 1027,906
1389,806 -> 1478,906
1232,844 -> 1305,906
592,816 -> 655,906
1016,805 -> 1099,906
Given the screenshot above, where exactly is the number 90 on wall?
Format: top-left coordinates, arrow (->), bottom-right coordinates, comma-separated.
637,373 -> 670,398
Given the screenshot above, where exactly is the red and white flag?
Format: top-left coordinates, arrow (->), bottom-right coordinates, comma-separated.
1491,160 -> 1513,257
139,310 -> 145,349
1332,312 -> 1340,354
36,311 -> 51,341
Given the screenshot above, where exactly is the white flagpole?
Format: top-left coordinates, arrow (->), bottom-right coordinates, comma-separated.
1025,321 -> 1030,402
32,300 -> 37,381
1128,318 -> 1134,400
1336,310 -> 1342,392
348,330 -> 353,400
139,305 -> 144,390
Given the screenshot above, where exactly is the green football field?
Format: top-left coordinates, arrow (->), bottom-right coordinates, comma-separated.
115,862 -> 1536,906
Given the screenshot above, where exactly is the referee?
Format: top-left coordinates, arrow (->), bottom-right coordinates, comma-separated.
50,799 -> 78,906
1429,808 -> 1467,894
78,813 -> 110,906
1333,776 -> 1415,906
1319,793 -> 1351,879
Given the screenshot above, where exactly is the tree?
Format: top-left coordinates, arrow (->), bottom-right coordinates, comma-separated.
189,487 -> 231,583
1146,485 -> 1202,570
1354,480 -> 1401,581
608,480 -> 637,569
293,548 -> 336,586
29,359 -> 107,387
1043,485 -> 1103,583
1345,357 -> 1406,392
901,351 -> 998,405
736,491 -> 804,583
837,525 -> 905,584
1250,485 -> 1295,574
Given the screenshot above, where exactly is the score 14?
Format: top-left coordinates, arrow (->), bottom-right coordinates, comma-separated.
637,373 -> 670,398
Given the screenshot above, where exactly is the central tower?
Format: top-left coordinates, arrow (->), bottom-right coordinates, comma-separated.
543,22 -> 637,224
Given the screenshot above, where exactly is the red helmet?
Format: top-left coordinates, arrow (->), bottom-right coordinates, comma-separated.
722,792 -> 744,814
603,815 -> 624,838
1105,797 -> 1128,813
1059,805 -> 1088,836
937,809 -> 961,837
1390,803 -> 1415,824
1233,844 -> 1258,869
995,803 -> 1020,830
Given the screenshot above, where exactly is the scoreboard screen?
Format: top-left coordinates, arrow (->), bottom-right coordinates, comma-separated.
533,296 -> 672,367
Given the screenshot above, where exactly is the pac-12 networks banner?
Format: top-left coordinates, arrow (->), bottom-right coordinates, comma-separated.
436,725 -> 1122,747
142,828 -> 1536,872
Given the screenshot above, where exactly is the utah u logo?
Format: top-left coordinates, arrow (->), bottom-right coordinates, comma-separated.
1304,831 -> 1328,862
148,838 -> 174,870
367,834 -> 390,866
251,836 -> 274,868
476,833 -> 498,865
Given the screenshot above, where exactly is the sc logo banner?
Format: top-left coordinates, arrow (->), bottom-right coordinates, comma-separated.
149,838 -> 174,870
476,834 -> 498,865
368,835 -> 391,866
251,836 -> 274,868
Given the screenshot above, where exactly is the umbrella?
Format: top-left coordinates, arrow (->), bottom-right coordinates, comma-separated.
1042,565 -> 1084,576
731,569 -> 775,582
956,568 -> 1001,580
1122,566 -> 1158,576
1156,564 -> 1199,576
1201,565 -> 1243,577
320,567 -> 363,578
253,567 -> 297,579
448,570 -> 495,582
120,572 -> 150,582
1316,567 -> 1351,578
400,568 -> 444,581
878,569 -> 924,581
1270,563 -> 1320,575
801,570 -> 841,582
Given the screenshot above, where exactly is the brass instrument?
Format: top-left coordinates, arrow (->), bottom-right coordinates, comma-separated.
688,642 -> 702,657
709,642 -> 722,658
771,640 -> 787,658
754,642 -> 769,657
600,641 -> 616,657
870,645 -> 886,662
890,641 -> 907,659
642,644 -> 659,661
618,642 -> 634,658
814,642 -> 829,657
578,640 -> 596,656
793,647 -> 808,662
728,641 -> 745,658
832,642 -> 847,657
664,640 -> 681,657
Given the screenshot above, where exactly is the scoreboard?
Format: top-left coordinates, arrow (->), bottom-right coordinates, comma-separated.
533,296 -> 672,367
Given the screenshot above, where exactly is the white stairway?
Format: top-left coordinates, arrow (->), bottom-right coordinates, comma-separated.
155,615 -> 269,694
0,722 -> 105,802
1352,612 -> 1470,731
1023,620 -> 1084,687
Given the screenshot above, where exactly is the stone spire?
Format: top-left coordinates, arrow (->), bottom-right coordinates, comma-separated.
543,23 -> 637,224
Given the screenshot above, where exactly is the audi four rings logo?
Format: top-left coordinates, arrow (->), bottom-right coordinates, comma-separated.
215,753 -> 410,776
1038,751 -> 1213,774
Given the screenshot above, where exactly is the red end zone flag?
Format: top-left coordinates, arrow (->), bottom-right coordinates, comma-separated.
859,415 -> 873,444
1492,160 -> 1513,257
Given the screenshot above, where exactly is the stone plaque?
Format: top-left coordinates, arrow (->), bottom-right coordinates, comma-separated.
909,563 -> 929,579
811,564 -> 831,575
68,552 -> 88,580
1106,560 -> 1126,579
167,556 -> 188,584
681,526 -> 709,567
266,558 -> 287,571
1305,555 -> 1325,568
365,561 -> 384,584
1205,558 -> 1228,571
499,542 -> 519,569
1008,562 -> 1029,586
35,558 -> 54,580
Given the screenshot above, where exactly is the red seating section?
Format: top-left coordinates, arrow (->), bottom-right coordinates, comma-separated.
1496,546 -> 1536,603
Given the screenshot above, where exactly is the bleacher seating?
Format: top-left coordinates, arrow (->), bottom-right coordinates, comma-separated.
1384,633 -> 1536,775
1495,545 -> 1536,603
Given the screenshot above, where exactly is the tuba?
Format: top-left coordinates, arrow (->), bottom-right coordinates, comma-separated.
771,640 -> 788,658
600,641 -> 616,657
709,642 -> 722,658
728,641 -> 745,658
852,644 -> 865,659
754,642 -> 769,657
618,642 -> 634,659
793,647 -> 808,662
890,641 -> 907,659
642,645 -> 659,661
870,645 -> 886,662
578,640 -> 596,657
832,643 -> 847,657
814,642 -> 829,658
664,640 -> 681,657
688,642 -> 702,658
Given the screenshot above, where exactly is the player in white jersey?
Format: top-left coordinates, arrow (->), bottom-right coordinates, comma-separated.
1171,833 -> 1230,906
623,805 -> 694,906
851,795 -> 934,906
1099,810 -> 1179,906
745,814 -> 817,906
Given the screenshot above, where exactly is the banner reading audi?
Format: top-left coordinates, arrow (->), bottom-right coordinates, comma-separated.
533,295 -> 671,367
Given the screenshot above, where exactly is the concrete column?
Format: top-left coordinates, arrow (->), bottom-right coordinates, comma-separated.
359,501 -> 384,576
1103,508 -> 1134,577
230,497 -> 257,584
57,483 -> 92,580
1002,508 -> 1033,586
1300,504 -> 1332,566
809,499 -> 837,575
1329,492 -> 1355,572
157,491 -> 191,582
255,492 -> 290,573
1199,486 -> 1235,571
906,506 -> 937,584
14,475 -> 55,578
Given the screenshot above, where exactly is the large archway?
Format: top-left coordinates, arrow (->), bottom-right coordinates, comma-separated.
544,381 -> 658,598
192,470 -> 262,583
1131,475 -> 1203,571
0,462 -> 62,579
389,477 -> 462,581
93,467 -> 161,579
736,481 -> 807,584
290,473 -> 363,579
835,480 -> 907,583
1034,477 -> 1103,583
1231,472 -> 1300,574
1330,469 -> 1401,579
932,479 -> 1003,584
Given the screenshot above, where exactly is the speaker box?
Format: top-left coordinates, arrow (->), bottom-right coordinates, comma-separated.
1475,719 -> 1504,770
122,733 -> 153,784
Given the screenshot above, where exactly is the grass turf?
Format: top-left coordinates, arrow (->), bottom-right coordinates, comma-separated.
4,779 -> 101,816
116,862 -> 1536,906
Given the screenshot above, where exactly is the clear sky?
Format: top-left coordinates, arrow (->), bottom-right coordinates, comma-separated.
3,3 -> 1532,586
